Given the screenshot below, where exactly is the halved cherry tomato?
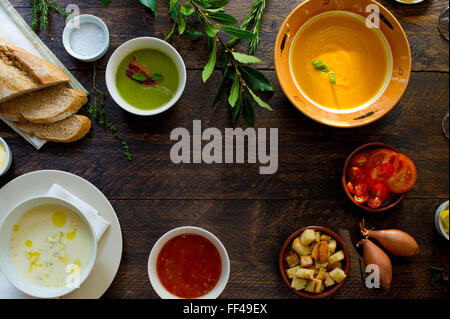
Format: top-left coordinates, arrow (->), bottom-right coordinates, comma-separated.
351,153 -> 369,170
354,192 -> 369,204
367,149 -> 399,182
367,196 -> 382,209
385,154 -> 417,193
372,183 -> 388,200
364,177 -> 376,193
347,180 -> 356,194
353,181 -> 368,196
347,166 -> 364,181
379,163 -> 395,178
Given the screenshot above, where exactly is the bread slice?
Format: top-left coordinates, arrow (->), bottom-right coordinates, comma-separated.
0,38 -> 70,103
14,115 -> 91,143
0,85 -> 87,124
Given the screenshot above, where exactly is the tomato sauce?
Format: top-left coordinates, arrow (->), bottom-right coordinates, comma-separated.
156,234 -> 222,298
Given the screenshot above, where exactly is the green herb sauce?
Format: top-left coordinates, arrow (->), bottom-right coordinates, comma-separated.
116,48 -> 179,110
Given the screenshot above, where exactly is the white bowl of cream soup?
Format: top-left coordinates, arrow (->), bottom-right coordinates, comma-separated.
0,196 -> 97,298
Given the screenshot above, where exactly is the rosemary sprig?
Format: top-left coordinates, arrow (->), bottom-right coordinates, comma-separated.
88,66 -> 133,161
227,0 -> 267,54
29,0 -> 68,31
162,0 -> 273,126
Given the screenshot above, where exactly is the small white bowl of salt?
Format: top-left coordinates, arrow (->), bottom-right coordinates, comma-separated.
63,14 -> 109,62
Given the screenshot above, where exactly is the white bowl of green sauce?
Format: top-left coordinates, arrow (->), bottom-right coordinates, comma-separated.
106,37 -> 186,116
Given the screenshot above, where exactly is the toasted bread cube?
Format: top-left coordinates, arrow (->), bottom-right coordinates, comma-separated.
328,250 -> 345,265
327,261 -> 342,272
300,229 -> 316,246
311,241 -> 330,263
311,279 -> 323,293
314,231 -> 321,243
320,234 -> 332,242
285,250 -> 300,268
328,239 -> 337,254
294,268 -> 315,280
300,255 -> 314,268
316,261 -> 329,269
291,278 -> 307,291
286,266 -> 300,279
324,272 -> 336,287
329,268 -> 347,283
292,237 -> 311,256
305,280 -> 314,293
315,267 -> 327,281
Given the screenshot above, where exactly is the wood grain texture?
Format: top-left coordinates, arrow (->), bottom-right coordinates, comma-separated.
1,0 -> 448,299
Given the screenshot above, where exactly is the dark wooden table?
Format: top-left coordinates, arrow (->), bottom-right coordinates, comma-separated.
1,0 -> 448,299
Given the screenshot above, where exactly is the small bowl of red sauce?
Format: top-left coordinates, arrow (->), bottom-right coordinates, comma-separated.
148,226 -> 230,299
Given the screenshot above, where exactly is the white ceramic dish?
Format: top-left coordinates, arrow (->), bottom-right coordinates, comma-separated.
0,196 -> 97,298
63,14 -> 109,62
0,137 -> 12,176
395,0 -> 424,4
105,37 -> 187,116
0,170 -> 122,299
148,226 -> 230,299
434,200 -> 449,240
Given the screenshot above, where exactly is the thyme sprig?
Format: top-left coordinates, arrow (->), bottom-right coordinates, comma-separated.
29,0 -> 68,31
227,0 -> 267,54
88,66 -> 133,161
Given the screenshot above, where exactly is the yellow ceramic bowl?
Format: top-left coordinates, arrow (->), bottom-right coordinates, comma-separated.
274,0 -> 411,128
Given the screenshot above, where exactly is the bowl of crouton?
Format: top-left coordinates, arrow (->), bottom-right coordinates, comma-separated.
279,226 -> 350,298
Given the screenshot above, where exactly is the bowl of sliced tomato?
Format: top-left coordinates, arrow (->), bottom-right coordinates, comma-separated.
342,143 -> 417,212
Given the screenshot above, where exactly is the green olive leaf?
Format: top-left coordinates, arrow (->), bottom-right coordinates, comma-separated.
247,87 -> 272,111
228,75 -> 240,107
207,12 -> 239,25
231,52 -> 261,64
232,95 -> 242,125
180,5 -> 195,16
242,96 -> 255,127
202,39 -> 217,82
211,67 -> 230,109
205,21 -> 220,37
239,66 -> 273,92
182,26 -> 203,40
139,0 -> 157,17
221,27 -> 256,40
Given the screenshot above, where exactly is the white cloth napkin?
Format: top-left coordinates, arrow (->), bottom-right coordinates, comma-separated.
0,4 -> 47,150
0,184 -> 110,299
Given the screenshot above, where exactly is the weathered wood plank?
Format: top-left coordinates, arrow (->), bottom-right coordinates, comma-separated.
1,71 -> 448,200
102,199 -> 449,299
9,0 -> 449,71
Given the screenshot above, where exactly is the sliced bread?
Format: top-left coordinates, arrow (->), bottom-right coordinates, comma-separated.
14,115 -> 91,143
0,38 -> 70,103
0,85 -> 87,124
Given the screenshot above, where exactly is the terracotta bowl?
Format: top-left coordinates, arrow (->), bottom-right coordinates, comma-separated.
279,226 -> 350,298
342,142 -> 406,212
274,0 -> 411,128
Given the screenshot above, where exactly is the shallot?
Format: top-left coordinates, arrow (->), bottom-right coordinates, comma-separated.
360,222 -> 419,257
357,238 -> 392,289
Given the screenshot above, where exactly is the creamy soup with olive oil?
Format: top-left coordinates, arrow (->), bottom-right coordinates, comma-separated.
9,204 -> 92,288
290,11 -> 392,112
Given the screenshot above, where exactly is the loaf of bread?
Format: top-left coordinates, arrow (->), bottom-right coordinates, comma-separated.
0,85 -> 87,124
0,38 -> 70,103
14,115 -> 91,143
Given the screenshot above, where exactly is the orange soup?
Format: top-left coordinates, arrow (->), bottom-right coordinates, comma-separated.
290,11 -> 391,111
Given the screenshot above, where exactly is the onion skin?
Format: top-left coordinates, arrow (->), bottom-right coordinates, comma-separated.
366,229 -> 419,257
359,238 -> 392,289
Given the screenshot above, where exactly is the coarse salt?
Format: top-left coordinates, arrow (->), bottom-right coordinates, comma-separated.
69,23 -> 106,57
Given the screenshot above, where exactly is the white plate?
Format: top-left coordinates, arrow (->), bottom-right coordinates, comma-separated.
0,170 -> 123,299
